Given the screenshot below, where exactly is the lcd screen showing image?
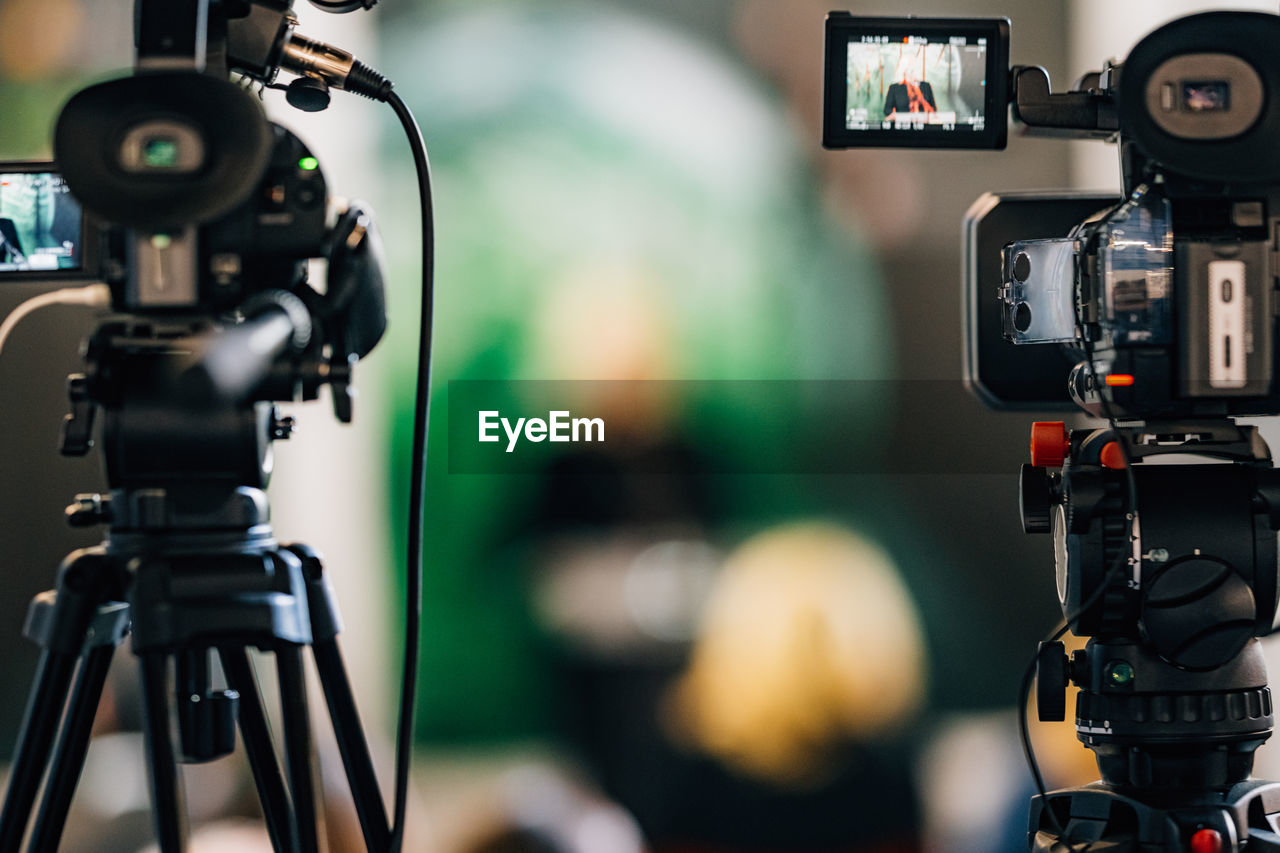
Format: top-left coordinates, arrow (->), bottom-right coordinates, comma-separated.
824,15 -> 1009,150
845,36 -> 989,133
0,169 -> 84,274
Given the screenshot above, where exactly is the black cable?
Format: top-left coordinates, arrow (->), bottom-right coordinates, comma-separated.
263,71 -> 427,852
269,63 -> 428,853
1018,566 -> 1125,853
382,90 -> 432,853
1017,189 -> 1148,852
1019,581 -> 1129,853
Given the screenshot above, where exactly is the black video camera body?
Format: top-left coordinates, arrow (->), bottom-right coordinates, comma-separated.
1,1 -> 391,437
0,0 -> 391,499
827,10 -> 1280,421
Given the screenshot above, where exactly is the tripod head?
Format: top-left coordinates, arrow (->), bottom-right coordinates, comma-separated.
1024,421 -> 1280,788
1015,419 -> 1280,851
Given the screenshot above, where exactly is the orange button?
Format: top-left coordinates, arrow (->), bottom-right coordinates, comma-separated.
1030,421 -> 1069,468
1100,440 -> 1127,470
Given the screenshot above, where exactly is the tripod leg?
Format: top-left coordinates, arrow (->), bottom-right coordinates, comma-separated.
291,544 -> 391,852
219,647 -> 300,853
0,649 -> 79,851
28,644 -> 115,853
0,550 -> 118,851
313,639 -> 391,852
278,646 -> 322,853
140,652 -> 188,853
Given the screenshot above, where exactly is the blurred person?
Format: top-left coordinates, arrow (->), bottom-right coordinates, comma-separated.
657,522 -> 926,852
369,4 -> 986,852
371,4 -> 923,852
669,523 -> 926,784
884,76 -> 936,117
884,50 -> 937,117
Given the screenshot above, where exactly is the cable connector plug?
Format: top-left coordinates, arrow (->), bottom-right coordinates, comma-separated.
280,31 -> 393,108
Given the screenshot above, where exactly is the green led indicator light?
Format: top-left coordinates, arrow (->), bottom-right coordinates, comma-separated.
1107,661 -> 1135,686
151,233 -> 172,250
298,156 -> 319,171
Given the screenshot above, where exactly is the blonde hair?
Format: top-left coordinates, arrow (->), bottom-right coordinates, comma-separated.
668,523 -> 927,786
892,46 -> 929,84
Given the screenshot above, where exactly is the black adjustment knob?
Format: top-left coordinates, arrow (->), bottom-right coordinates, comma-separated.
179,689 -> 240,763
1020,464 -> 1053,534
286,75 -> 331,112
1036,640 -> 1069,722
1141,555 -> 1255,670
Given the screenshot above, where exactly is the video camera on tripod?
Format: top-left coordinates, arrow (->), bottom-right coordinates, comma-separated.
0,1 -> 433,851
826,9 -> 1280,853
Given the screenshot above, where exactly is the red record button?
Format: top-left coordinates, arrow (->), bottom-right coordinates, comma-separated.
1190,827 -> 1224,853
1030,421 -> 1069,468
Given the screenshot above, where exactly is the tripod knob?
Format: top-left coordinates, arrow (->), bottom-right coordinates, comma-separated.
179,689 -> 239,763
1020,464 -> 1054,534
286,75 -> 331,112
1036,640 -> 1069,722
1140,554 -> 1255,670
1030,421 -> 1069,468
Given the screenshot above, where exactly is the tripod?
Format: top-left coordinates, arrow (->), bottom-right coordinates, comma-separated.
1023,421 -> 1280,851
0,488 -> 392,853
0,314 -> 394,852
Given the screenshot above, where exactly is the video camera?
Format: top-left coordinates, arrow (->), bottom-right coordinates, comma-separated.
827,10 -> 1280,852
0,1 -> 424,850
827,11 -> 1280,420
0,0 -> 390,426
